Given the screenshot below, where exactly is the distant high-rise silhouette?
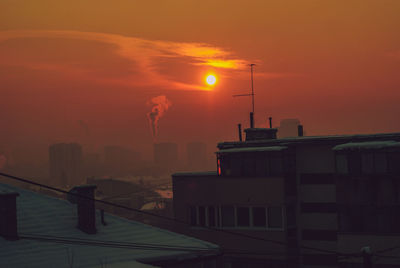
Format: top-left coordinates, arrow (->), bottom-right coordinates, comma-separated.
49,143 -> 83,187
278,118 -> 301,138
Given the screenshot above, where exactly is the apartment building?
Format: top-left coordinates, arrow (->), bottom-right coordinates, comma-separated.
172,124 -> 400,268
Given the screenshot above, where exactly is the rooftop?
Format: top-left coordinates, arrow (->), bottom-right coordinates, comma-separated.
0,183 -> 219,268
218,132 -> 400,149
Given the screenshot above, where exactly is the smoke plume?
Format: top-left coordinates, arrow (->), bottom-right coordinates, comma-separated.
147,95 -> 172,139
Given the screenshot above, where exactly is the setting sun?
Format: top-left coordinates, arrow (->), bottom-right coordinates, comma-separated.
206,74 -> 217,86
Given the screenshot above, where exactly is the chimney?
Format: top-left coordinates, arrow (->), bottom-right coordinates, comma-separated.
238,124 -> 243,141
250,112 -> 254,128
298,125 -> 304,137
70,185 -> 97,234
0,191 -> 19,240
269,117 -> 272,128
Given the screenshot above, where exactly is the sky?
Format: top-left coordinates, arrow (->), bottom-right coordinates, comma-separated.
1,0 -> 400,162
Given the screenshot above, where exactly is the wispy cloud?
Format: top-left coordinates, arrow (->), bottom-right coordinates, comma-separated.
0,30 -> 249,91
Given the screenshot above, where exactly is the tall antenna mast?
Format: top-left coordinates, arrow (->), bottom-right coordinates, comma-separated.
233,63 -> 256,113
250,63 -> 255,114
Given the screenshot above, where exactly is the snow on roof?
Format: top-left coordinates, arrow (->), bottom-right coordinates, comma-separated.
333,141 -> 400,151
218,132 -> 400,149
172,171 -> 217,177
217,146 -> 288,154
0,183 -> 219,268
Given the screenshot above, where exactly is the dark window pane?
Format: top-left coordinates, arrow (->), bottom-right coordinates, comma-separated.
255,153 -> 267,176
220,155 -> 230,176
208,206 -> 216,227
268,206 -> 283,228
336,154 -> 348,174
339,206 -> 363,232
375,153 -> 387,173
221,206 -> 235,227
388,153 -> 400,174
231,154 -> 242,176
190,206 -> 197,226
361,153 -> 374,174
348,153 -> 361,175
270,156 -> 283,175
199,206 -> 206,226
363,206 -> 377,232
243,154 -> 256,176
252,207 -> 266,227
237,207 -> 250,226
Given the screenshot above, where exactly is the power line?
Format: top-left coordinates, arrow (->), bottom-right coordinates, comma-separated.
19,234 -> 217,253
0,171 -> 357,257
19,233 -> 300,257
376,245 -> 400,254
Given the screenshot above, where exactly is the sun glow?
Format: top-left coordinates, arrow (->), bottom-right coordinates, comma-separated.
205,74 -> 217,86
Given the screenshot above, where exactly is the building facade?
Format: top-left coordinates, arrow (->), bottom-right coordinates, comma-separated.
173,127 -> 400,268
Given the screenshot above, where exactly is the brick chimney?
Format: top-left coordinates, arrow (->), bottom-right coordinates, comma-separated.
70,185 -> 97,234
0,191 -> 19,240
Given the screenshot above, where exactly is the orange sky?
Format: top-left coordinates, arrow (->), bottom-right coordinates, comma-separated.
1,0 -> 400,161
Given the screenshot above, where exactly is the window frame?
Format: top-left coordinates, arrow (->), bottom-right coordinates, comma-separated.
189,205 -> 285,231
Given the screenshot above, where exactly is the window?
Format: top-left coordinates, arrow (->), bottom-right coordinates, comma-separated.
336,154 -> 348,174
217,152 -> 288,177
338,152 -> 391,175
237,207 -> 250,227
190,206 -> 197,226
219,155 -> 230,176
198,206 -> 206,226
190,206 -> 217,227
375,153 -> 387,173
230,154 -> 243,176
270,155 -> 283,175
252,207 -> 266,227
255,156 -> 267,176
243,154 -> 256,176
388,152 -> 400,174
208,206 -> 216,227
268,206 -> 283,228
348,153 -> 361,175
191,205 -> 284,230
361,153 -> 374,174
221,206 -> 235,227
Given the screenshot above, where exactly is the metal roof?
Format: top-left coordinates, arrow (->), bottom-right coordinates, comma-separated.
0,183 -> 219,268
218,132 -> 400,149
216,146 -> 288,154
332,140 -> 400,151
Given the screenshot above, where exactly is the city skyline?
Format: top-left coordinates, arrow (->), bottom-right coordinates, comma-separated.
1,1 -> 400,162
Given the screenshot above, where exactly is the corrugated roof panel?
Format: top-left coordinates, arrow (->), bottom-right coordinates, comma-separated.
0,183 -> 219,268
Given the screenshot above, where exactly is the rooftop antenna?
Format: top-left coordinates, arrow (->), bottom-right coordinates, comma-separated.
233,63 -> 256,114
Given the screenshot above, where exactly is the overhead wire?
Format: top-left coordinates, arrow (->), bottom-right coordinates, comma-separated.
19,233 -> 299,257
0,171 -> 358,257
